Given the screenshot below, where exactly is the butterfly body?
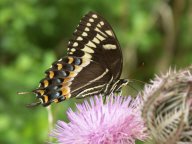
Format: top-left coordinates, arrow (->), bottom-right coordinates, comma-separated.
30,12 -> 128,107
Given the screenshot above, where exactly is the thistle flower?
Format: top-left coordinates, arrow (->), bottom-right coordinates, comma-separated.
50,95 -> 147,144
141,66 -> 192,144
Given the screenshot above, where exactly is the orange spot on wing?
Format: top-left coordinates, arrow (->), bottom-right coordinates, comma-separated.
62,82 -> 72,87
37,90 -> 44,95
43,95 -> 49,103
65,93 -> 71,99
57,64 -> 63,70
49,71 -> 54,79
53,99 -> 59,103
69,71 -> 77,77
61,87 -> 70,95
44,80 -> 49,87
68,57 -> 74,64
64,77 -> 74,83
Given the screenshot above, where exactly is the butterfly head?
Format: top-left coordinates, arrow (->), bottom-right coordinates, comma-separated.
113,79 -> 129,93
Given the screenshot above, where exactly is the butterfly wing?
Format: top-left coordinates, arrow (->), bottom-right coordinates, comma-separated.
33,12 -> 123,106
68,11 -> 123,80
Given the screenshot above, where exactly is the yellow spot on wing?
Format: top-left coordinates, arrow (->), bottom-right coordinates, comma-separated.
44,95 -> 48,103
80,58 -> 91,67
74,65 -> 82,72
92,37 -> 100,44
87,23 -> 91,26
82,32 -> 88,36
57,64 -> 63,70
37,90 -> 44,95
89,18 -> 94,22
96,33 -> 105,41
69,71 -> 77,77
49,71 -> 54,79
92,14 -> 97,18
77,37 -> 83,41
44,80 -> 49,87
62,82 -> 72,87
83,46 -> 94,53
68,57 -> 74,64
86,41 -> 96,48
73,42 -> 78,47
105,30 -> 113,37
61,87 -> 70,95
65,93 -> 71,99
82,53 -> 92,59
103,44 -> 117,50
100,21 -> 104,25
64,77 -> 74,83
53,99 -> 59,103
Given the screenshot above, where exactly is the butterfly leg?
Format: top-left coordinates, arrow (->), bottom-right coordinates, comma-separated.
103,95 -> 107,103
115,88 -> 122,96
103,92 -> 111,103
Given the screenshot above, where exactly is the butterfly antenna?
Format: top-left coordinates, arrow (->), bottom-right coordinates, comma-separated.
17,91 -> 33,95
17,91 -> 41,108
127,83 -> 139,93
129,79 -> 146,85
26,101 -> 42,108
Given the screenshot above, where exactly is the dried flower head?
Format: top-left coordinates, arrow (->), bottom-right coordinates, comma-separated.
141,66 -> 192,144
50,95 -> 147,144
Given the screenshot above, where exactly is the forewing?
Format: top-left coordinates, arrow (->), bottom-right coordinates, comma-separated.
68,11 -> 123,80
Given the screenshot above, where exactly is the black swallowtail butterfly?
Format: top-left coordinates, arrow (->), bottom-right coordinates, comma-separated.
25,11 -> 128,107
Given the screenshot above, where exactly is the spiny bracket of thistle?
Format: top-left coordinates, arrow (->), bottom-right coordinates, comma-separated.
141,65 -> 192,144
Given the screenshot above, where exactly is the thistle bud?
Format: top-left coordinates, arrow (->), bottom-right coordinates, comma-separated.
142,66 -> 192,144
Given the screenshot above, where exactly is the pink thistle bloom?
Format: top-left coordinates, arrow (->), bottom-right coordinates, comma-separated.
50,95 -> 147,144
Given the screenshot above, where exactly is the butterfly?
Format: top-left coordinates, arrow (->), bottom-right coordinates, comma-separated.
25,11 -> 128,107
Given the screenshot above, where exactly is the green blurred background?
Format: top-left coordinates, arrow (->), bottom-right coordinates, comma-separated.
0,0 -> 191,143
